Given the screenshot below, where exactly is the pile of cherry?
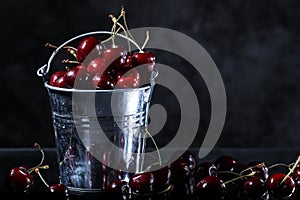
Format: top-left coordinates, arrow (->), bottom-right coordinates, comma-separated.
48,9 -> 156,90
6,145 -> 300,200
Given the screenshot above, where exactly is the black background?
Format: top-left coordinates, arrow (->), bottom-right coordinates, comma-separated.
0,0 -> 299,149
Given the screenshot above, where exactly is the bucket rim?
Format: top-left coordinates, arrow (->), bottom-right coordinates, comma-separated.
44,81 -> 153,93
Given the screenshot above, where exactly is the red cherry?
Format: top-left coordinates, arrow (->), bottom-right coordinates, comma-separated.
64,67 -> 91,89
87,57 -> 108,75
106,180 -> 128,193
247,161 -> 269,181
267,173 -> 296,199
195,162 -> 217,182
132,51 -> 156,73
46,183 -> 69,198
76,37 -> 102,63
179,151 -> 197,171
49,71 -> 66,86
170,159 -> 191,184
195,176 -> 226,199
103,45 -> 127,68
115,68 -> 141,89
214,155 -> 237,171
124,54 -> 133,67
91,72 -> 115,90
53,76 -> 70,88
145,164 -> 172,193
292,165 -> 300,186
129,172 -> 154,194
242,177 -> 266,198
6,166 -> 34,193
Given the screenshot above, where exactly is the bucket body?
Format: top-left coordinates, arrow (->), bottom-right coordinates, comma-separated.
46,83 -> 154,193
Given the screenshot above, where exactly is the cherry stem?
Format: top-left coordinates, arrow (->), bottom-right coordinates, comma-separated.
140,31 -> 150,52
121,6 -> 137,47
268,163 -> 291,170
45,43 -> 77,58
116,22 -> 132,52
224,171 -> 256,185
240,162 -> 265,175
34,168 -> 49,188
281,155 -> 300,185
109,14 -> 118,47
26,143 -> 46,173
145,128 -> 162,166
62,59 -> 80,64
101,27 -> 121,44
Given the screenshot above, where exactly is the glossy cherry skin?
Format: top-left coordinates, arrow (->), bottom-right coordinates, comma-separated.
103,45 -> 127,68
106,180 -> 128,193
247,161 -> 269,181
91,72 -> 115,90
64,67 -> 90,88
292,165 -> 300,186
214,155 -> 237,171
179,151 -> 197,171
115,68 -> 141,89
87,57 -> 108,75
195,162 -> 217,182
129,172 -> 154,194
124,54 -> 133,67
267,173 -> 296,199
6,166 -> 34,193
170,159 -> 191,184
242,177 -> 266,198
195,176 -> 226,200
49,71 -> 66,86
46,184 -> 69,198
132,51 -> 156,72
145,164 -> 172,193
76,37 -> 102,63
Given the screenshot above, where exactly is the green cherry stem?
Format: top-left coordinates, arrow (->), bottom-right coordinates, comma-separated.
140,31 -> 150,52
281,155 -> 300,185
34,168 -> 49,188
240,162 -> 265,175
224,171 -> 256,185
268,163 -> 291,170
145,128 -> 162,166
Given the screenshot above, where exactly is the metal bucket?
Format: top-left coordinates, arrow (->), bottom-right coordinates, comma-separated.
37,31 -> 157,195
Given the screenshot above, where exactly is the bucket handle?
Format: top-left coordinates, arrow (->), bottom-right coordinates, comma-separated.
36,31 -> 142,79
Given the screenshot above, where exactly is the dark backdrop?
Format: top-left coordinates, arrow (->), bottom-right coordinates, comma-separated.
0,0 -> 299,149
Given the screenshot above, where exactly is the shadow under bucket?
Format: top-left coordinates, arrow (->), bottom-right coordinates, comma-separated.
37,31 -> 157,195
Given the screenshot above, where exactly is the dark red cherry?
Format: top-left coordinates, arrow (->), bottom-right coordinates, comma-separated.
124,54 -> 133,67
106,180 -> 128,193
170,159 -> 191,184
179,151 -> 197,171
145,164 -> 172,193
247,161 -> 269,181
49,71 -> 66,86
292,165 -> 300,186
132,51 -> 156,72
129,172 -> 154,194
87,57 -> 108,75
91,72 -> 115,90
64,67 -> 91,89
242,177 -> 266,198
6,166 -> 34,193
195,162 -> 217,182
76,37 -> 102,63
46,184 -> 69,198
195,176 -> 226,200
214,155 -> 237,171
103,45 -> 127,68
267,173 -> 296,199
115,68 -> 141,89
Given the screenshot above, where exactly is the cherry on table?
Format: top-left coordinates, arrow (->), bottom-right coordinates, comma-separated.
247,161 -> 269,181
129,171 -> 154,194
214,155 -> 237,171
194,162 -> 217,182
266,173 -> 296,199
145,163 -> 172,193
195,176 -> 226,200
46,183 -> 69,199
6,166 -> 34,193
76,37 -> 102,63
242,176 -> 266,199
